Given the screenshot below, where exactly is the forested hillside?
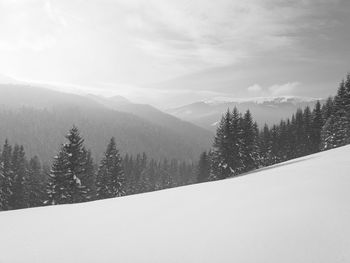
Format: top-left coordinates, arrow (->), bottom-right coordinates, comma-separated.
199,74 -> 350,181
0,74 -> 349,212
0,85 -> 212,163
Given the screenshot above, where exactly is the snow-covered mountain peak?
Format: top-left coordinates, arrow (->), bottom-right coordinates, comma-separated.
202,96 -> 322,105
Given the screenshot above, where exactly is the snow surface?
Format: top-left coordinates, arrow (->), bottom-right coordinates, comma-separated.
1,146 -> 350,263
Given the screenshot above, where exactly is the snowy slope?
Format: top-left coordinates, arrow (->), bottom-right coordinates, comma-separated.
1,146 -> 350,263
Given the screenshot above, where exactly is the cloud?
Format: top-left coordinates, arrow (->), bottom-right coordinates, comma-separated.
0,0 -> 348,106
246,82 -> 300,97
0,0 -> 66,51
268,82 -> 300,96
247,84 -> 263,93
123,0 -> 298,69
106,0 -> 345,79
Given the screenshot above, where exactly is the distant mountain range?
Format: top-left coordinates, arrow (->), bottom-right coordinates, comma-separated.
0,83 -> 326,163
0,84 -> 213,163
167,96 -> 325,132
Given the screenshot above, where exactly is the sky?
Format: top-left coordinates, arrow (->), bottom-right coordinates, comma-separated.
0,0 -> 349,108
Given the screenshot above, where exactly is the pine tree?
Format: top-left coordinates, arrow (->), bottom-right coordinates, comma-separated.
258,124 -> 272,166
169,159 -> 180,187
303,106 -> 313,155
96,138 -> 124,199
270,125 -> 280,164
277,120 -> 289,161
241,110 -> 259,172
26,156 -> 45,208
197,151 -> 210,183
334,80 -> 347,112
0,164 -> 5,210
46,149 -> 71,205
344,73 -> 350,113
211,107 -> 244,179
82,148 -> 95,200
321,78 -> 350,149
230,108 -> 244,175
321,110 -> 350,150
46,126 -> 93,205
10,145 -> 27,209
322,97 -> 334,121
211,109 -> 232,179
0,140 -> 13,210
160,158 -> 173,189
311,101 -> 323,152
294,109 -> 305,156
138,158 -> 156,193
63,126 -> 91,203
107,138 -> 124,196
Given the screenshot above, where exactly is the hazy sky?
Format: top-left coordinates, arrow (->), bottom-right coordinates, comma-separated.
0,0 -> 349,108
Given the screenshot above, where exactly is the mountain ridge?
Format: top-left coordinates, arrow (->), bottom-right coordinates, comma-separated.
0,84 -> 213,163
167,96 -> 326,131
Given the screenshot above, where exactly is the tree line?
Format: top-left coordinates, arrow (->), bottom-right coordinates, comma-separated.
198,73 -> 350,181
1,73 -> 350,211
0,126 -> 196,211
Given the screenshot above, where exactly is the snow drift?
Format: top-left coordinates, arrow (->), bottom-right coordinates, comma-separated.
0,146 -> 350,263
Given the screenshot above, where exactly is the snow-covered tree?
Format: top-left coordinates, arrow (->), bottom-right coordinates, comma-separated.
46,149 -> 71,205
0,140 -> 13,210
258,124 -> 272,166
211,107 -> 244,179
241,110 -> 259,172
96,137 -> 124,199
10,145 -> 27,209
26,156 -> 45,207
311,101 -> 323,152
47,126 -> 93,205
321,77 -> 350,150
197,151 -> 210,183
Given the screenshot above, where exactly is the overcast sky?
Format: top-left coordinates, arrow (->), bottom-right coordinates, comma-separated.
0,0 -> 349,108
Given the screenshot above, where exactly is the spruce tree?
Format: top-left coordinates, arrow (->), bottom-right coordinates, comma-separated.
230,108 -> 244,175
285,119 -> 294,159
82,149 -> 95,200
63,126 -> 91,203
241,110 -> 259,172
303,106 -> 313,155
344,73 -> 350,113
0,164 -> 5,210
96,137 -> 124,199
197,151 -> 210,183
26,156 -> 45,208
47,126 -> 93,205
160,158 -> 173,189
322,97 -> 334,121
270,125 -> 280,164
321,78 -> 350,149
138,158 -> 156,193
334,80 -> 347,112
10,145 -> 27,209
277,120 -> 289,161
46,149 -> 71,205
311,101 -> 323,152
294,109 -> 305,156
258,124 -> 272,166
211,110 -> 231,180
0,140 -> 13,210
